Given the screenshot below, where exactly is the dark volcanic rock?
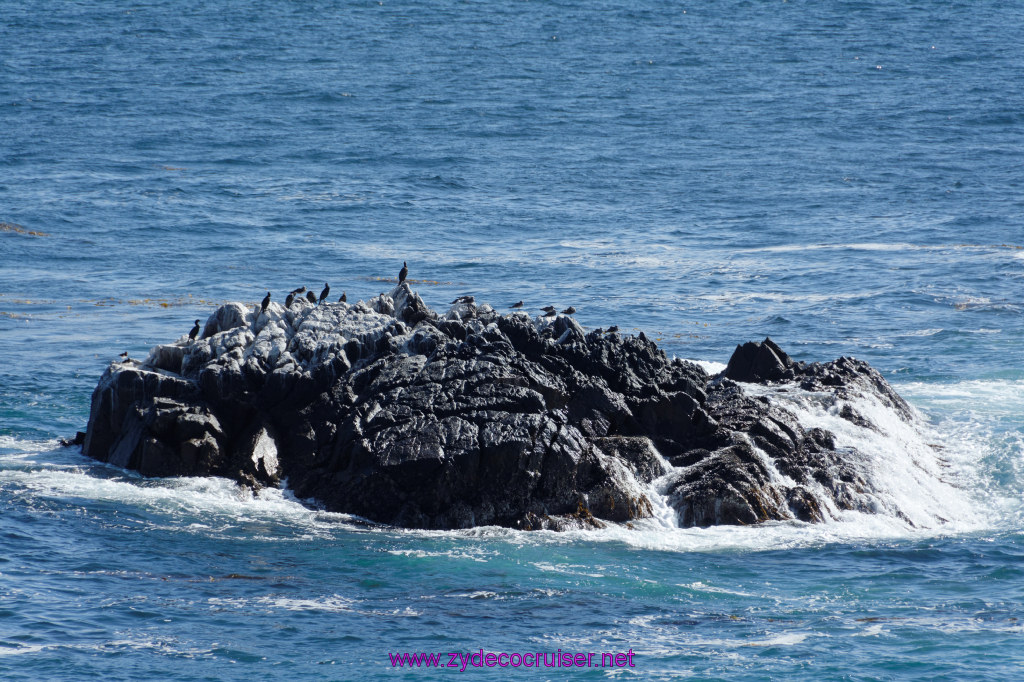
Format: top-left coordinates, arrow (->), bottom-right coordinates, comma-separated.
723,337 -> 795,383
82,284 -> 916,530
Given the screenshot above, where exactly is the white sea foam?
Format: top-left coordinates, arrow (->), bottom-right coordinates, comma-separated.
208,594 -> 421,617
0,446 -> 357,538
742,242 -> 1022,256
896,378 -> 1024,524
0,643 -> 47,657
745,242 -> 918,253
208,594 -> 359,613
678,582 -> 757,598
899,378 -> 1024,414
695,291 -> 871,305
531,562 -> 606,578
386,548 -> 493,562
852,623 -> 886,637
0,371 -> 1016,552
668,632 -> 815,648
0,435 -> 59,452
735,382 -> 978,528
685,359 -> 727,375
446,590 -> 501,600
530,372 -> 1010,550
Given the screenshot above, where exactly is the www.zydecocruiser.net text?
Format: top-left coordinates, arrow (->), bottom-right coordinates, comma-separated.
389,649 -> 637,670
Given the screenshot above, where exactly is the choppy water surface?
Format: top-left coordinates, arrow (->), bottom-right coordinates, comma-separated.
2,1 -> 1023,679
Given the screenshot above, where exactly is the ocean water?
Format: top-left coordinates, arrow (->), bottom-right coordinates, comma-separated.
2,0 -> 1023,678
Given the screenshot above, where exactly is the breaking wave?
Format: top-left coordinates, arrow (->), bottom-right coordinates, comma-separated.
1,374 -> 1018,553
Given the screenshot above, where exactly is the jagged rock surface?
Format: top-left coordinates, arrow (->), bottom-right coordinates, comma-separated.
82,286 -> 913,530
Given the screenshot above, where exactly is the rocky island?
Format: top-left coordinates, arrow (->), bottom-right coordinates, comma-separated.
82,283 -> 916,530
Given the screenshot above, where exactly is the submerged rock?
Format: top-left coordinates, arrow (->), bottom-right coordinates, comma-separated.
82,283 -> 916,530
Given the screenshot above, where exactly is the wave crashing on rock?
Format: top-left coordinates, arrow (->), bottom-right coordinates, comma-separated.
82,283 -> 922,531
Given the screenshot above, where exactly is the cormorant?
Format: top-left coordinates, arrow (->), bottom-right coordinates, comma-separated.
285,293 -> 295,308
561,306 -> 576,315
189,319 -> 201,342
399,261 -> 408,284
338,291 -> 347,303
306,290 -> 317,304
289,286 -> 307,296
511,301 -> 524,309
261,291 -> 271,314
318,283 -> 330,305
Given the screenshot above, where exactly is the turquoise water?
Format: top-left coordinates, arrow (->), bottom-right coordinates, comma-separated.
2,1 -> 1023,678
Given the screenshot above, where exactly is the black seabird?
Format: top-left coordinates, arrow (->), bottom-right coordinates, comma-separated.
451,295 -> 474,305
399,261 -> 408,284
289,286 -> 306,296
261,291 -> 271,314
511,301 -> 524,309
561,306 -> 576,315
306,290 -> 317,304
285,293 -> 295,308
318,283 -> 330,305
189,319 -> 200,342
338,291 -> 347,303
606,325 -> 619,333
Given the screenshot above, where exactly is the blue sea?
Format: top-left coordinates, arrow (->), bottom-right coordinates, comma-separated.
2,1 -> 1023,678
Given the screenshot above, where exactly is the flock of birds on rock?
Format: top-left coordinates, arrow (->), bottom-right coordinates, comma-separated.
507,300 -> 575,316
181,261 -> 612,345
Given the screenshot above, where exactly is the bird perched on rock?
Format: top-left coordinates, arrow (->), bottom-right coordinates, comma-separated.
285,293 -> 295,308
338,291 -> 347,303
511,300 -> 523,309
318,283 -> 330,305
606,325 -> 619,333
399,261 -> 408,284
561,306 -> 576,315
451,295 -> 474,305
289,286 -> 306,296
541,305 -> 556,314
542,309 -> 556,318
306,290 -> 317,304
189,319 -> 200,342
119,351 -> 129,361
261,291 -> 271,315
